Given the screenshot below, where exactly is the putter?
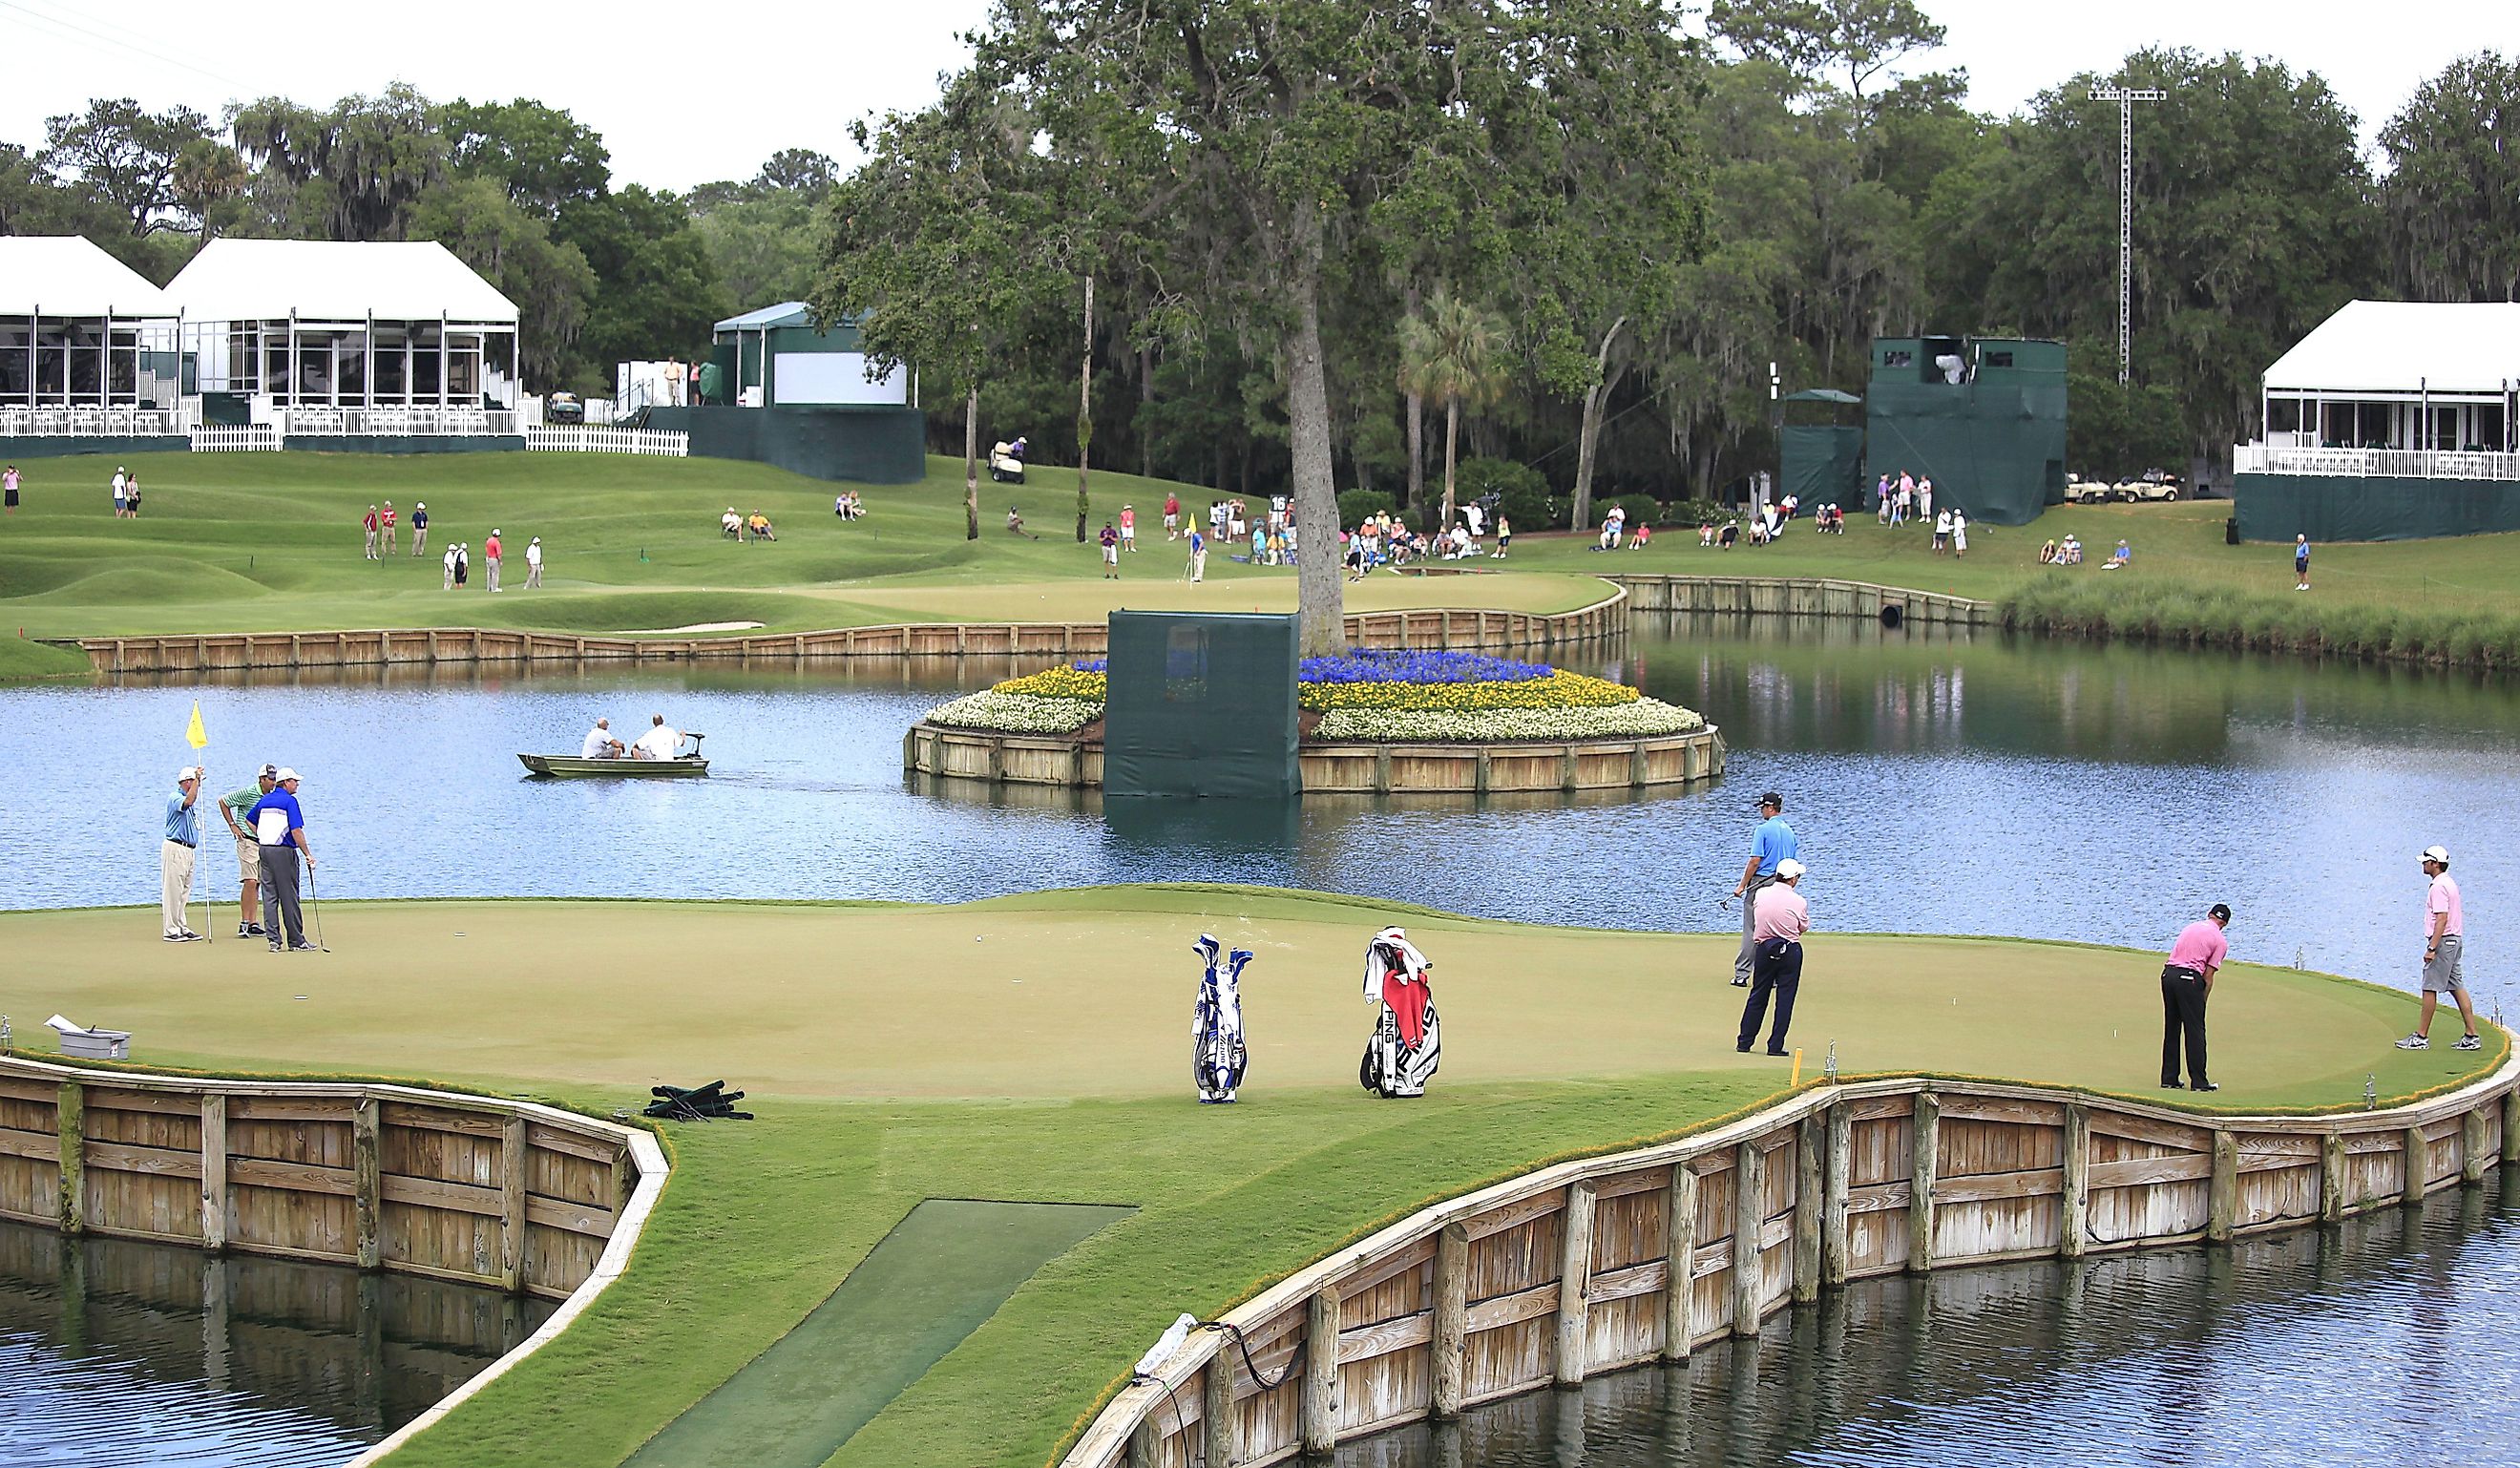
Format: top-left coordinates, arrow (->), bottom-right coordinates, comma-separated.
303,865 -> 331,953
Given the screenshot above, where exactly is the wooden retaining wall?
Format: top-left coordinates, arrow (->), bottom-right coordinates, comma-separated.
1063,1061 -> 2518,1468
1611,575 -> 1994,626
0,1055 -> 660,1304
902,724 -> 1726,794
68,593 -> 1628,675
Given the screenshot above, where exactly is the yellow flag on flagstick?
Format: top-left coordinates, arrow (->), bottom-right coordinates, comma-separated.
185,700 -> 208,750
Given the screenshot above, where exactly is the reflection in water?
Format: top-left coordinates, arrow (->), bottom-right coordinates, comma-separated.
0,1221 -> 552,1467
11,617 -> 2520,989
1341,1174 -> 2515,1468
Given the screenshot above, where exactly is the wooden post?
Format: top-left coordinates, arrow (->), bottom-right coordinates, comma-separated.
1203,1345 -> 1236,1468
500,1114 -> 530,1292
1432,1223 -> 1468,1417
1907,1093 -> 1939,1274
1556,1181 -> 1596,1386
2207,1132 -> 2238,1244
2462,1108 -> 2488,1185
2505,1088 -> 2520,1164
199,1094 -> 227,1252
2059,1103 -> 2090,1260
1661,1164 -> 1697,1362
1793,1114 -> 1823,1303
2320,1131 -> 2347,1223
611,1144 -> 636,1220
55,1081 -> 83,1235
353,1098 -> 382,1270
1301,1288 -> 1340,1454
1731,1141 -> 1765,1336
1126,1417 -> 1160,1468
2403,1125 -> 2428,1206
1821,1103 -> 1851,1286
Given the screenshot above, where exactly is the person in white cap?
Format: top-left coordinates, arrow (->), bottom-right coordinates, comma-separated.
160,766 -> 206,941
2399,846 -> 2480,1051
484,529 -> 503,591
524,535 -> 542,588
246,769 -> 316,952
443,540 -> 458,590
1738,858 -> 1809,1056
217,764 -> 277,936
411,501 -> 429,556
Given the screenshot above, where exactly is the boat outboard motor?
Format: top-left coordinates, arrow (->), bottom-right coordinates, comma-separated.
1359,926 -> 1439,1098
1193,933 -> 1251,1103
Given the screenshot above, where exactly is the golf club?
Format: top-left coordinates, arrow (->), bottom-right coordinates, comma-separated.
303,864 -> 331,953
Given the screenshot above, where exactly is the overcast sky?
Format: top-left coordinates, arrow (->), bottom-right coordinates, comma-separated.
0,0 -> 2497,191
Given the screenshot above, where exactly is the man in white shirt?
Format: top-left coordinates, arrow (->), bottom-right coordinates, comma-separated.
630,713 -> 687,761
525,536 -> 543,588
581,718 -> 620,760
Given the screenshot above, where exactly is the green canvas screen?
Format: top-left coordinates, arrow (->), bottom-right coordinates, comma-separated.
1102,611 -> 1301,799
1864,336 -> 2068,525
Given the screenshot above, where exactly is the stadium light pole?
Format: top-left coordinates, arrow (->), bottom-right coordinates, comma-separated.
2090,85 -> 2163,386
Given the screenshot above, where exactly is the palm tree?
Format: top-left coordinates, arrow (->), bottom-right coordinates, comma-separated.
1396,286 -> 1511,535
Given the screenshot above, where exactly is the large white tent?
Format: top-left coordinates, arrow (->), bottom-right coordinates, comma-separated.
2260,301 -> 2520,452
164,239 -> 521,421
0,236 -> 177,410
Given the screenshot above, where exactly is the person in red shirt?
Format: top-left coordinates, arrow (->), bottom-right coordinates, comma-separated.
362,504 -> 380,560
379,500 -> 397,555
1164,493 -> 1182,540
484,529 -> 504,592
1119,503 -> 1137,553
2161,904 -> 2231,1092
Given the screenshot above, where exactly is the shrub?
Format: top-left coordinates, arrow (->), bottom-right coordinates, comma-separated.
1336,489 -> 1396,533
1454,456 -> 1557,531
1609,493 -> 1665,529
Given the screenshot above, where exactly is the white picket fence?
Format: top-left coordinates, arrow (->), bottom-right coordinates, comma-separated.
525,426 -> 688,457
190,425 -> 284,452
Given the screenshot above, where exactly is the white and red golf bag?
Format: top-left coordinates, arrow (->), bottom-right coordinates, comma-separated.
1359,926 -> 1439,1098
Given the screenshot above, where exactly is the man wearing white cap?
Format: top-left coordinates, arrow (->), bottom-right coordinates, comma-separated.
484,529 -> 503,591
524,535 -> 542,588
410,501 -> 429,556
247,769 -> 317,953
2399,846 -> 2480,1051
160,767 -> 206,941
217,764 -> 277,937
1737,858 -> 1810,1056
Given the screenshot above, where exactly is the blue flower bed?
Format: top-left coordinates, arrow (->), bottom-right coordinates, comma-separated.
1066,649 -> 1552,683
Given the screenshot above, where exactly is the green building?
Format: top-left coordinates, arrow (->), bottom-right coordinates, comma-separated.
641,302 -> 928,484
1864,336 -> 2068,526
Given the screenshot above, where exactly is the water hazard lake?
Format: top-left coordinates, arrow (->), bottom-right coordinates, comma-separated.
8,614 -> 2513,997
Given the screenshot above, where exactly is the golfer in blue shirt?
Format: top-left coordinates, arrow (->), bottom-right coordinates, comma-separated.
160,766 -> 205,942
1732,791 -> 1798,986
247,768 -> 317,952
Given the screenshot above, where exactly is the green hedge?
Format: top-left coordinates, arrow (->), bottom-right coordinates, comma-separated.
2001,578 -> 2520,670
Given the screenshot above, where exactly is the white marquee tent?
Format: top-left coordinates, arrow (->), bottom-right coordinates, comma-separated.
2261,301 -> 2520,452
164,239 -> 521,415
0,236 -> 177,409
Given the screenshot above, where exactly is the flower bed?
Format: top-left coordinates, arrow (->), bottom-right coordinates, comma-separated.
923,647 -> 1704,744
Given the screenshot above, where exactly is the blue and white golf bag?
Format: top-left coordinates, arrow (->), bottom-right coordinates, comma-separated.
1192,933 -> 1251,1103
1359,927 -> 1439,1098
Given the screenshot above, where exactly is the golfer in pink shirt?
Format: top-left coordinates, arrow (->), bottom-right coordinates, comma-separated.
2398,845 -> 2479,1051
2161,904 -> 2230,1092
1737,859 -> 1810,1057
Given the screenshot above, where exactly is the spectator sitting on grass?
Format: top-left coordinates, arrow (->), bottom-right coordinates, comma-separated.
2102,537 -> 2131,571
1719,519 -> 1739,550
1628,523 -> 1652,550
2039,538 -> 2058,564
1699,520 -> 1715,547
748,513 -> 776,541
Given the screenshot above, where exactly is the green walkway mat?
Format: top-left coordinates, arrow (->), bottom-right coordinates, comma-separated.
624,1199 -> 1132,1468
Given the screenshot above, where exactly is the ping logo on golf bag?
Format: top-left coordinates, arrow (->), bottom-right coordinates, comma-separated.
1360,926 -> 1439,1098
1192,933 -> 1252,1104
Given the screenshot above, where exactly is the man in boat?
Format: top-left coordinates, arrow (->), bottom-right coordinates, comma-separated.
581,718 -> 623,760
629,713 -> 698,761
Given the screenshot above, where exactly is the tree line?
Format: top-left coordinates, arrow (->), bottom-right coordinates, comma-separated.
0,86 -> 834,391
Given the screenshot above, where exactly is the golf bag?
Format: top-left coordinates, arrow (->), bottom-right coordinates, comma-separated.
1359,926 -> 1439,1098
1192,933 -> 1251,1103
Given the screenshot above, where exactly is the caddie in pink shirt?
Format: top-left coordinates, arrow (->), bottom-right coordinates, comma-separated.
2161,903 -> 2230,1092
1737,859 -> 1811,1057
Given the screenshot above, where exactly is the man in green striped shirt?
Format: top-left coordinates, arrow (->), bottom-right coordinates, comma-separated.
217,765 -> 277,938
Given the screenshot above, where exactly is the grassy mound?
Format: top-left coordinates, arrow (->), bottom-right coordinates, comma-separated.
0,888 -> 2495,1468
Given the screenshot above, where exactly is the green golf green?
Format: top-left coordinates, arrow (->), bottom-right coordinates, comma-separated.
0,888 -> 2498,1467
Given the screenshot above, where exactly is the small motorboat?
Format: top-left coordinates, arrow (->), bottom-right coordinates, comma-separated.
520,732 -> 708,778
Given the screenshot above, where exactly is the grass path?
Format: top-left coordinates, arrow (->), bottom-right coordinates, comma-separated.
2,887 -> 2498,1467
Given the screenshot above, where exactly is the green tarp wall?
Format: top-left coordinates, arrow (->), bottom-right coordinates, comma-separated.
1102,611 -> 1300,799
2235,473 -> 2520,542
643,404 -> 927,485
0,436 -> 188,461
1864,338 -> 2068,525
1782,425 -> 1865,508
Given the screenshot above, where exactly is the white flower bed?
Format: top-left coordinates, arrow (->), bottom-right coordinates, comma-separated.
1314,698 -> 1705,744
925,691 -> 1105,735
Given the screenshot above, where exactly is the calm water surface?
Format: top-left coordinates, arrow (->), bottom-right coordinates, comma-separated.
1337,1172 -> 2518,1468
5,615 -> 2515,1000
0,1221 -> 551,1467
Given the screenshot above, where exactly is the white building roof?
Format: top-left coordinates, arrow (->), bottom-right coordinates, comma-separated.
2264,300 -> 2520,397
0,236 -> 172,317
166,239 -> 516,324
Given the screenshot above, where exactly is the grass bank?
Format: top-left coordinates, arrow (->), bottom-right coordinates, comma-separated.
1,887 -> 2497,1467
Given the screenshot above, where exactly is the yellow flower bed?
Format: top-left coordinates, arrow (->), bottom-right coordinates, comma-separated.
994,666 -> 1110,702
1298,669 -> 1640,712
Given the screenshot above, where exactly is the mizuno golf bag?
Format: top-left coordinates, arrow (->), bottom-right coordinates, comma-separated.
1192,933 -> 1251,1103
1359,926 -> 1439,1098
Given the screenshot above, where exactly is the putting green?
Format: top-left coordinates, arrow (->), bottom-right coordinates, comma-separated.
1,888 -> 2498,1468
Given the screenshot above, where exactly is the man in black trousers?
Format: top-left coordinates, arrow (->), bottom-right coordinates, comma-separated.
2161,903 -> 2231,1093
